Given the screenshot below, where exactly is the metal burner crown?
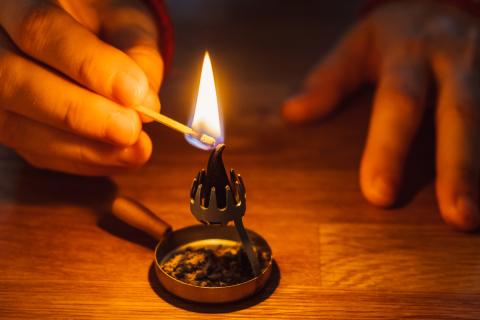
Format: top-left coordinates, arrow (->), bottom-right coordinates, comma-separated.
190,168 -> 246,225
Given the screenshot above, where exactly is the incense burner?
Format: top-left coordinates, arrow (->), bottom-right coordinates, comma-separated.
153,144 -> 272,303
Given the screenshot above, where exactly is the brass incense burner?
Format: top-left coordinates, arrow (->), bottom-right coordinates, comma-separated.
154,144 -> 272,303
112,144 -> 273,304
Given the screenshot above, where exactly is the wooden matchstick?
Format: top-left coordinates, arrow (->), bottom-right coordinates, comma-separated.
134,105 -> 216,146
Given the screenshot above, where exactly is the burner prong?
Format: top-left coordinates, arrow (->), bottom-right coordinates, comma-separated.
225,185 -> 236,208
195,183 -> 203,204
190,178 -> 199,200
208,187 -> 218,211
230,169 -> 237,184
237,174 -> 246,195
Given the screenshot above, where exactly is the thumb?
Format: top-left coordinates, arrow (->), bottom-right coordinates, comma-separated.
99,1 -> 164,121
283,21 -> 371,124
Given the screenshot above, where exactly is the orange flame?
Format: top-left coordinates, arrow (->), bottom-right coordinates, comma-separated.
186,52 -> 223,150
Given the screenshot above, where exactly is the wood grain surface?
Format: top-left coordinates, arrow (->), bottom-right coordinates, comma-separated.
1,1 -> 479,319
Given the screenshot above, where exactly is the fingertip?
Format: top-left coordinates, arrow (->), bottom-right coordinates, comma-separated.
114,68 -> 149,107
119,131 -> 152,167
439,195 -> 480,232
282,95 -> 308,124
282,93 -> 331,124
106,108 -> 142,146
360,173 -> 398,208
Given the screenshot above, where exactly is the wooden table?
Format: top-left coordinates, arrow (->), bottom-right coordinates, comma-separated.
1,1 -> 479,318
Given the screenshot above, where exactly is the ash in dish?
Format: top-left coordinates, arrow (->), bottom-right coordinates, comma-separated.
161,245 -> 270,287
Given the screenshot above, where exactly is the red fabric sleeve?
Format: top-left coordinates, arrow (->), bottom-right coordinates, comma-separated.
143,0 -> 174,74
361,0 -> 480,17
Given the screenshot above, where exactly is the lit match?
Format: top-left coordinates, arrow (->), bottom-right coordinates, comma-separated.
135,105 -> 217,147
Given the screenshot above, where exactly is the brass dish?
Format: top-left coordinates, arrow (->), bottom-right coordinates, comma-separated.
112,197 -> 273,304
154,225 -> 272,304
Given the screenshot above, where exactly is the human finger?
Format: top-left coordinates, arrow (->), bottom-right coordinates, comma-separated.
0,110 -> 152,171
435,71 -> 480,231
99,0 -> 164,121
360,54 -> 428,207
283,21 -> 371,123
0,0 -> 149,106
0,41 -> 141,146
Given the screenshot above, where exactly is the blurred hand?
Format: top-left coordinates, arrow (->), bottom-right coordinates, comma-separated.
283,1 -> 480,231
0,0 -> 164,175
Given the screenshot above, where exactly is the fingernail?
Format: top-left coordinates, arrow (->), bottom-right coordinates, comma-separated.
455,196 -> 480,231
370,176 -> 396,207
114,71 -> 148,106
106,109 -> 140,146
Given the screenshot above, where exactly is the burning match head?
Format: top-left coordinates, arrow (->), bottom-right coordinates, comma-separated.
187,132 -> 217,150
190,144 -> 246,225
199,134 -> 217,146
